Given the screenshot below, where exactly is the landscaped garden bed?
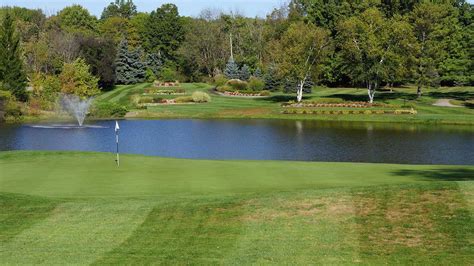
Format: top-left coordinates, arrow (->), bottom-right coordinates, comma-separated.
282,108 -> 417,115
214,77 -> 271,97
282,99 -> 394,108
144,87 -> 186,95
133,91 -> 211,107
153,80 -> 181,87
220,90 -> 271,97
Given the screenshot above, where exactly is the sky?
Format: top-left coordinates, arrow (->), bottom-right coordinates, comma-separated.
0,0 -> 288,17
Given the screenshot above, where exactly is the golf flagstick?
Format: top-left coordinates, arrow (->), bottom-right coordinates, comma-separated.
115,120 -> 120,167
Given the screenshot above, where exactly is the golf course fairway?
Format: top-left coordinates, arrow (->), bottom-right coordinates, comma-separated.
1,151 -> 473,264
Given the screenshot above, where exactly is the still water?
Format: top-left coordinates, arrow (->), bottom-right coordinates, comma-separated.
0,119 -> 472,165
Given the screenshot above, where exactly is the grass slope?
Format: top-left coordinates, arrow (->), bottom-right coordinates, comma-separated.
0,151 -> 473,264
95,83 -> 474,125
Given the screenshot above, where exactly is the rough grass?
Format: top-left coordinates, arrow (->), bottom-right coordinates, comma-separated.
0,151 -> 473,264
95,83 -> 474,125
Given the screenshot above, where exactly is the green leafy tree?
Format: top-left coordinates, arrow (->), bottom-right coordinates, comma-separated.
338,8 -> 414,102
59,58 -> 100,98
0,13 -> 27,101
144,4 -> 184,61
273,21 -> 331,102
179,16 -> 227,77
101,0 -> 137,19
78,35 -> 116,89
54,5 -> 98,35
410,3 -> 452,96
224,57 -> 240,79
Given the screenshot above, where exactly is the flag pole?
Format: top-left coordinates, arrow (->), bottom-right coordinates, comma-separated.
115,120 -> 120,167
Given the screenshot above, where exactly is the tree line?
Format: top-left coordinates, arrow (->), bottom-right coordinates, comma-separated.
0,0 -> 472,105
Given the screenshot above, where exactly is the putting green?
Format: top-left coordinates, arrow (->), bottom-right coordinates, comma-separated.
0,151 -> 473,264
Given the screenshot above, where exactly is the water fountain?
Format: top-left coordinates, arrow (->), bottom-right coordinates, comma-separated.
28,94 -> 106,129
61,94 -> 93,127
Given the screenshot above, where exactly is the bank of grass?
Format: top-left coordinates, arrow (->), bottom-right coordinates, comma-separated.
94,83 -> 474,125
0,151 -> 473,264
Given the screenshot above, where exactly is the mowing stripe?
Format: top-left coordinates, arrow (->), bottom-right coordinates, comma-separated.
0,201 -> 152,265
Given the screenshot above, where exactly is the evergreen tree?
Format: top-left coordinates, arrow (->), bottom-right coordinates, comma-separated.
264,65 -> 281,91
284,78 -> 313,94
224,57 -> 240,79
0,13 -> 27,101
129,47 -> 145,83
115,39 -> 132,84
254,67 -> 262,78
239,64 -> 251,80
145,53 -> 163,77
144,4 -> 184,61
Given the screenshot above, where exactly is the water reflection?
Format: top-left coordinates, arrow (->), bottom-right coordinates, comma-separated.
0,119 -> 472,165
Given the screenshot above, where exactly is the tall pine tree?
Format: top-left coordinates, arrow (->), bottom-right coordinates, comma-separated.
115,38 -> 145,84
129,47 -> 145,83
0,13 -> 27,101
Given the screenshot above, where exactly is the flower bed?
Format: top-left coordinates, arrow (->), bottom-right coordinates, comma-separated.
145,87 -> 186,95
282,108 -> 417,115
282,101 -> 394,108
153,80 -> 180,87
222,90 -> 270,97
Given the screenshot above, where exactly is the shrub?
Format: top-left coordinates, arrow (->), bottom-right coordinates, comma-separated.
192,91 -> 211,103
214,74 -> 228,87
217,85 -> 234,93
175,96 -> 194,103
160,67 -> 178,82
248,77 -> 265,91
0,90 -> 22,120
90,102 -> 128,118
145,68 -> 157,83
260,90 -> 271,96
130,94 -> 141,106
226,79 -> 248,91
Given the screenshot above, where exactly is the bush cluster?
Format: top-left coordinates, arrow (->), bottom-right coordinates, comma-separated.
90,102 -> 128,118
0,90 -> 22,120
213,74 -> 228,87
226,79 -> 248,91
175,96 -> 194,103
191,91 -> 211,103
248,77 -> 265,91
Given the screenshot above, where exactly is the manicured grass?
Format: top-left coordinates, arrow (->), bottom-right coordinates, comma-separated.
1,151 -> 473,264
95,83 -> 474,125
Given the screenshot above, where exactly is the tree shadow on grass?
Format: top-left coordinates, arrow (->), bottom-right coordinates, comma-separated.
392,168 -> 474,181
325,92 -> 418,102
427,91 -> 474,101
256,95 -> 310,103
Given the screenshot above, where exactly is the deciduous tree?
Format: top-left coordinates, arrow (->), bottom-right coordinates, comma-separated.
273,21 -> 331,102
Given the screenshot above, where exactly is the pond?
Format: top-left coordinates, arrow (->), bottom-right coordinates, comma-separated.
0,119 -> 473,165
